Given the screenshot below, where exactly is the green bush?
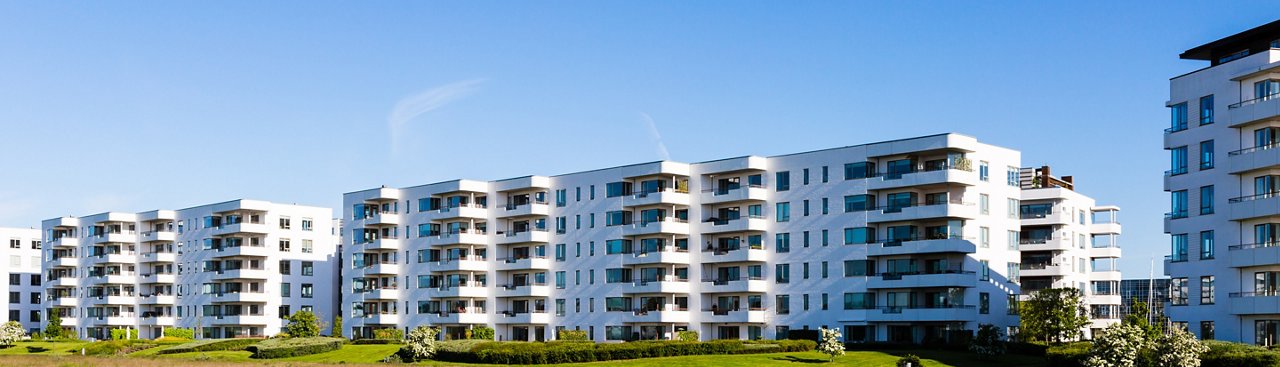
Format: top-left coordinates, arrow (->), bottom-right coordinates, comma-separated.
83,340 -> 157,355
161,328 -> 194,340
677,330 -> 699,342
246,337 -> 344,359
1201,340 -> 1280,367
157,338 -> 262,355
1045,342 -> 1091,367
773,339 -> 817,352
437,339 -> 798,364
470,326 -> 495,340
1007,341 -> 1049,356
559,329 -> 589,341
373,328 -> 404,340
352,338 -> 400,345
432,340 -> 489,363
897,354 -> 922,367
110,328 -> 139,340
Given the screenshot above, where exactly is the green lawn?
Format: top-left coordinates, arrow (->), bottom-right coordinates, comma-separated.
0,341 -> 1048,367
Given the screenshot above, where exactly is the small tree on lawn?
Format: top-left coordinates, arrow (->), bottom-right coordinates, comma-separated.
284,310 -> 320,338
332,315 -> 343,338
1085,323 -> 1151,367
0,321 -> 26,346
1021,288 -> 1091,344
969,323 -> 1006,359
1154,326 -> 1208,367
44,313 -> 62,339
817,327 -> 845,362
405,325 -> 439,360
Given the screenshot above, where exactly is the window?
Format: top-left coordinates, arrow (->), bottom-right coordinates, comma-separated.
1007,199 -> 1019,219
1007,166 -> 1019,186
979,161 -> 989,181
980,227 -> 990,248
1200,231 -> 1215,260
802,200 -> 809,216
1007,230 -> 1019,250
555,243 -> 566,261
281,283 -> 291,297
301,283 -> 313,298
1169,102 -> 1188,132
980,293 -> 990,314
844,195 -> 874,212
821,261 -> 828,278
843,260 -> 874,277
7,292 -> 16,304
280,260 -> 291,275
844,162 -> 873,180
1007,262 -> 1019,284
1170,190 -> 1188,219
821,293 -> 829,310
776,202 -> 790,222
980,260 -> 990,281
605,239 -> 632,255
822,229 -> 829,246
279,216 -> 292,230
1201,321 -> 1215,340
776,171 -> 790,191
1169,146 -> 1188,176
1257,79 -> 1280,101
1200,140 -> 1214,170
821,198 -> 828,215
605,268 -> 631,283
605,211 -> 630,226
605,182 -> 632,197
301,239 -> 313,254
7,274 -> 16,286
279,239 -> 291,252
301,218 -> 313,231
843,292 -> 874,310
979,194 -> 989,214
776,233 -> 790,253
776,295 -> 790,314
843,227 -> 874,245
1171,234 -> 1188,262
555,189 -> 567,207
822,166 -> 828,182
802,168 -> 809,185
555,271 -> 565,289
1200,276 -> 1215,305
776,264 -> 790,284
1200,185 -> 1214,215
302,261 -> 314,276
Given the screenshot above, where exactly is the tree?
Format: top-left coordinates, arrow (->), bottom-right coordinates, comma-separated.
331,315 -> 342,338
44,313 -> 62,339
404,326 -> 439,360
1154,327 -> 1208,367
969,324 -> 1006,359
817,327 -> 845,362
1021,288 -> 1090,344
1123,299 -> 1165,341
284,310 -> 320,338
1085,323 -> 1151,367
0,321 -> 26,346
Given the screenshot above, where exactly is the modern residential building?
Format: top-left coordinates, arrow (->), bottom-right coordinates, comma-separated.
1119,278 -> 1170,321
1164,19 -> 1280,344
42,199 -> 340,340
1016,166 -> 1123,337
343,133 -> 1028,343
1,227 -> 43,334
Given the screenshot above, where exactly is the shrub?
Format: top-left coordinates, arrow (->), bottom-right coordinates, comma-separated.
677,330 -> 699,342
161,328 -> 194,340
817,328 -> 845,361
154,336 -> 193,343
83,340 -> 158,356
969,324 -> 1006,359
246,337 -> 344,359
0,321 -> 26,346
559,329 -> 589,341
1046,342 -> 1091,367
352,338 -> 400,345
1007,341 -> 1049,356
436,339 -> 810,364
1154,327 -> 1208,367
373,328 -> 404,340
470,326 -> 495,340
775,339 -> 817,352
332,315 -> 342,338
110,328 -> 138,340
897,354 -> 923,367
403,326 -> 439,361
43,314 -> 63,340
284,311 -> 320,338
157,338 -> 262,355
1201,341 -> 1280,367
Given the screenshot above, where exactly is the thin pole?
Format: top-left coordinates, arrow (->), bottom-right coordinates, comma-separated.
1148,256 -> 1154,325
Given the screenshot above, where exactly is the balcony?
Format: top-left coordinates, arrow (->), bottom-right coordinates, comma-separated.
424,230 -> 489,247
1229,292 -> 1280,315
1228,193 -> 1280,221
495,229 -> 550,245
430,258 -> 489,273
212,315 -> 272,325
140,252 -> 176,263
141,315 -> 176,326
99,316 -> 138,326
101,274 -> 137,284
139,231 -> 176,243
868,202 -> 977,223
423,204 -> 488,222
90,295 -> 136,305
698,185 -> 768,205
51,297 -> 77,307
623,279 -> 692,294
494,256 -> 552,272
51,257 -> 77,268
495,311 -> 552,324
428,285 -> 489,298
1227,94 -> 1280,127
213,245 -> 272,258
1229,243 -> 1280,268
100,253 -> 137,264
699,217 -> 768,234
621,249 -> 691,266
1088,222 -> 1122,235
867,168 -> 978,191
1230,144 -> 1280,174
427,311 -> 490,325
622,189 -> 691,208
497,202 -> 550,219
701,278 -> 768,293
1019,211 -> 1073,226
1020,263 -> 1072,277
49,237 -> 78,247
867,238 -> 976,257
141,273 -> 176,283
214,268 -> 272,280
213,292 -> 271,303
627,309 -> 691,323
361,263 -> 400,276
364,237 -> 402,250
701,309 -> 767,324
49,277 -> 76,287
213,222 -> 270,236
622,219 -> 690,237
93,232 -> 137,244
1018,237 -> 1073,252
1090,246 -> 1122,259
866,306 -> 977,322
865,272 -> 977,289
496,284 -> 552,298
140,294 -> 176,304
700,246 -> 768,264
352,288 -> 400,300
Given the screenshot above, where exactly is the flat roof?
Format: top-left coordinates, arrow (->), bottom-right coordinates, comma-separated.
1181,19 -> 1280,64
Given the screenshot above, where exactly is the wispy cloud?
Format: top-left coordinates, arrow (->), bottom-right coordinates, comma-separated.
387,79 -> 486,155
640,112 -> 671,161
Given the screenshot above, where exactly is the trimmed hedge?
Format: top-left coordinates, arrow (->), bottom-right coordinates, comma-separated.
1045,342 -> 1090,367
247,337 -> 345,359
161,328 -> 195,340
83,340 -> 158,355
1201,340 -> 1280,367
351,338 -> 401,345
157,338 -> 262,355
1007,342 -> 1049,356
431,339 -> 812,364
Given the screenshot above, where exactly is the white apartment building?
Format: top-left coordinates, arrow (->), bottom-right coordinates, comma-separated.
42,199 -> 340,340
1,227 -> 43,334
1016,166 -> 1123,338
343,133 -> 1028,343
1164,19 -> 1280,344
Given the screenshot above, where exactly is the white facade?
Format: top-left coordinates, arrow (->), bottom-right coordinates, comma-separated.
1,227 -> 43,333
1016,167 -> 1123,338
343,133 -> 1027,343
1164,21 -> 1280,344
42,199 -> 340,340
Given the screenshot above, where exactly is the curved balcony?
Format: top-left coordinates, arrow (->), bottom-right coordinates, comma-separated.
1019,211 -> 1074,226
140,252 -> 176,263
867,238 -> 976,257
94,232 -> 137,244
626,309 -> 691,323
701,278 -> 768,293
51,297 -> 78,307
495,229 -> 550,245
1019,263 -> 1072,277
424,230 -> 489,247
701,309 -> 767,324
427,311 -> 490,325
868,202 -> 977,223
700,247 -> 767,264
213,246 -> 272,258
621,249 -> 691,266
699,186 -> 768,205
213,292 -> 271,303
423,205 -> 488,222
363,237 -> 402,251
622,279 -> 691,294
364,213 -> 401,226
622,189 -> 691,208
140,294 -> 176,304
865,271 -> 976,289
49,237 -> 78,248
495,256 -> 552,272
213,222 -> 270,236
1017,237 -> 1074,252
352,288 -> 400,301
211,315 -> 272,325
866,305 -> 977,322
139,231 -> 176,243
496,283 -> 551,298
867,168 -> 978,191
51,257 -> 78,268
622,219 -> 689,237
213,269 -> 272,280
430,258 -> 489,273
428,285 -> 489,299
497,202 -> 550,219
495,311 -> 551,324
140,273 -> 176,284
699,217 -> 768,234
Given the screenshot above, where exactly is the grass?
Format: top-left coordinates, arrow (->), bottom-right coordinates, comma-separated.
0,341 -> 1049,367
0,340 -> 93,355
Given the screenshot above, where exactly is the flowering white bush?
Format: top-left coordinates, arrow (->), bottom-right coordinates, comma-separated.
817,327 -> 845,361
1155,327 -> 1208,367
404,325 -> 439,360
1085,324 -> 1152,367
0,321 -> 26,347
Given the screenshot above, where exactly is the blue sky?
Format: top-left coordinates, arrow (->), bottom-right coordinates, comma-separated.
1,1 -> 1277,278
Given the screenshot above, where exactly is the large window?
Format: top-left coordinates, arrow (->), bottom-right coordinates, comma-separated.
1200,185 -> 1214,215
844,195 -> 875,212
843,260 -> 874,277
1169,190 -> 1188,219
605,182 -> 632,198
844,162 -> 874,180
1256,271 -> 1280,296
1171,234 -> 1188,262
1200,140 -> 1214,170
605,239 -> 632,255
776,171 -> 790,192
1200,95 -> 1214,125
1169,102 -> 1188,132
1201,231 -> 1215,260
844,227 -> 874,245
886,159 -> 914,179
776,202 -> 790,222
1256,79 -> 1280,101
843,293 -> 874,310
1201,276 -> 1215,305
1171,277 -> 1188,305
1169,146 -> 1188,176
